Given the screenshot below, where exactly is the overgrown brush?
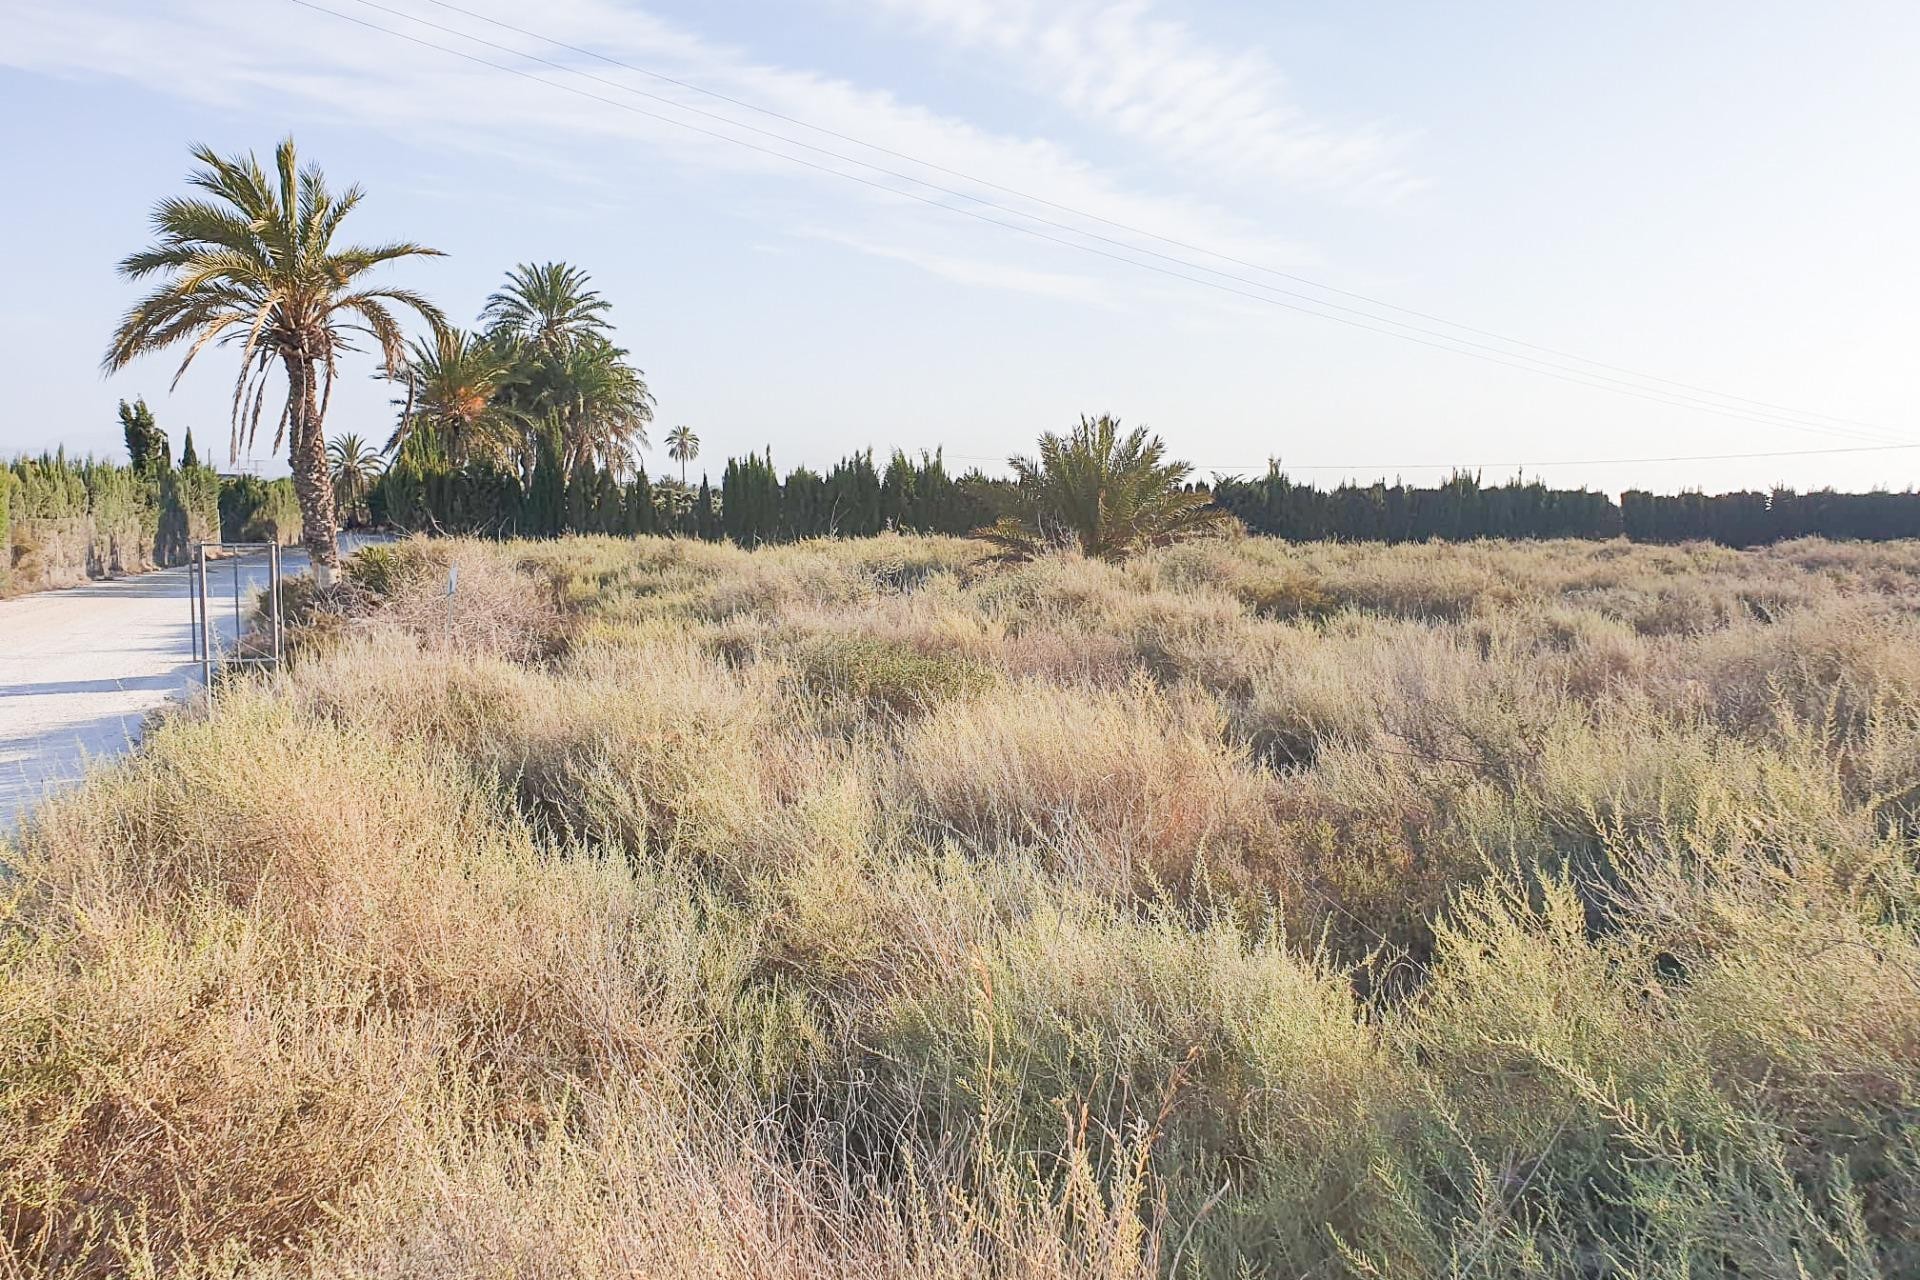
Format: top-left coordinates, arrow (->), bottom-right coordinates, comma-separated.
4,532 -> 1919,1277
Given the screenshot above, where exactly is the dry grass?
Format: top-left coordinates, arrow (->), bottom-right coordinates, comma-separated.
4,533 -> 1919,1277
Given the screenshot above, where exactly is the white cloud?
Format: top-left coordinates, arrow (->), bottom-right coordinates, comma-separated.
849,0 -> 1417,199
2,0 -> 1337,304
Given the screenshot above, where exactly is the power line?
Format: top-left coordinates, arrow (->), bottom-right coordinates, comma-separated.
946,441 -> 1920,476
395,0 -> 1906,442
293,0 -> 1913,448
328,0 -> 1902,447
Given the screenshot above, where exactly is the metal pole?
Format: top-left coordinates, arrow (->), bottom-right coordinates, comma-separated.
270,542 -> 283,667
198,543 -> 214,697
188,548 -> 201,662
232,548 -> 242,644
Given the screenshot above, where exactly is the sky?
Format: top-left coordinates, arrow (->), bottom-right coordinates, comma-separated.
2,0 -> 1917,495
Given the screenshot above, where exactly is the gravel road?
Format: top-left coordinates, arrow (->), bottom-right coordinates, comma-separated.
0,549 -> 306,833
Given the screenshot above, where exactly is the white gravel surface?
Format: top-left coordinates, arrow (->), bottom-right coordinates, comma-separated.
0,550 -> 306,832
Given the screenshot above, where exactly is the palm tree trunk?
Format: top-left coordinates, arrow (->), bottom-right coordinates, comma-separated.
285,354 -> 341,587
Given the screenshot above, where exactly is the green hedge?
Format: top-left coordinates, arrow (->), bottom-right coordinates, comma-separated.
217,475 -> 303,545
158,465 -> 222,563
2,454 -> 273,594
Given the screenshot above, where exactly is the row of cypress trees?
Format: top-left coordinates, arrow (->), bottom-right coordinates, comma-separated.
371,440 -> 713,541
1618,488 -> 1920,547
1207,468 -> 1625,542
368,450 -> 1920,550
1208,467 -> 1920,546
371,447 -> 1021,545
718,449 -> 1015,545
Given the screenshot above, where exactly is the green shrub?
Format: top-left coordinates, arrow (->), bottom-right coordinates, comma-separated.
155,464 -> 221,563
794,632 -> 993,716
218,474 -> 302,544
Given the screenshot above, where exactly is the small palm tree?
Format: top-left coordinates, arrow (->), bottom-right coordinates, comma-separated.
666,425 -> 700,484
389,327 -> 525,467
105,138 -> 444,583
327,432 -> 384,526
978,415 -> 1228,562
481,262 -> 611,357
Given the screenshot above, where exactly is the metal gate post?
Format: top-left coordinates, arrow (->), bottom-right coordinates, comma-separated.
197,543 -> 214,694
188,548 -> 202,663
269,543 -> 283,666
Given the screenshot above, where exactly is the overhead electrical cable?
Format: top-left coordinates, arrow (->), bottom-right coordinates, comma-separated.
292,0 -> 1915,449
395,0 -> 1904,441
950,440 -> 1920,476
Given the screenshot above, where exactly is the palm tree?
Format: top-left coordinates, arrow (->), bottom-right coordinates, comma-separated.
389,327 -> 525,467
327,432 -> 384,526
105,138 -> 444,583
665,425 -> 700,484
515,333 -> 653,475
475,263 -> 652,474
480,261 -> 611,357
978,415 -> 1229,562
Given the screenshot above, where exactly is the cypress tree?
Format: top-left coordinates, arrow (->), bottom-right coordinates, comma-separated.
564,461 -> 596,534
782,465 -> 826,540
523,429 -> 565,537
880,451 -> 916,530
593,466 -> 624,533
824,450 -> 882,536
722,449 -> 782,545
625,468 -> 657,535
695,476 -> 718,541
119,397 -> 170,474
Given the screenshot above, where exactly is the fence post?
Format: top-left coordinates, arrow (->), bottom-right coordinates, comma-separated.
270,542 -> 283,667
188,548 -> 201,663
197,543 -> 213,697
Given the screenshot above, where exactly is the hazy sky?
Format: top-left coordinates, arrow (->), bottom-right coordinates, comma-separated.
3,0 -> 1917,494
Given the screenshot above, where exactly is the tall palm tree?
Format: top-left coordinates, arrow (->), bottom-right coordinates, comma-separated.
978,415 -> 1229,562
665,425 -> 700,484
389,327 -> 525,467
480,261 -> 611,357
105,138 -> 445,583
327,432 -> 384,526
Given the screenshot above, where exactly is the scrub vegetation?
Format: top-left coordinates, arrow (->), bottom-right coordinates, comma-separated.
5,532 -> 1920,1277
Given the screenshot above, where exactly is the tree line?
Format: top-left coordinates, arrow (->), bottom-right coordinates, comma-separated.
371,445 -> 1920,552
366,447 -> 1022,542
1207,465 -> 1920,547
98,135 -> 1920,575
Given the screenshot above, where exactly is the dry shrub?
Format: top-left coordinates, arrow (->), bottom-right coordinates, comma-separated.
235,1086 -> 1170,1280
897,679 -> 1273,895
350,538 -> 565,662
0,694 -> 728,1273
792,631 -> 994,719
861,897 -> 1414,1272
10,532 -> 1920,1277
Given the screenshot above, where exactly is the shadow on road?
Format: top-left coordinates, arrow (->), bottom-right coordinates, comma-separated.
0,671 -> 190,698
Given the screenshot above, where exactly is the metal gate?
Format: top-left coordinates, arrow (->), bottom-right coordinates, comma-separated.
188,542 -> 285,698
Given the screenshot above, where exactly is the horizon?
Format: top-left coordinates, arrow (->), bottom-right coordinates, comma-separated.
4,1 -> 1917,496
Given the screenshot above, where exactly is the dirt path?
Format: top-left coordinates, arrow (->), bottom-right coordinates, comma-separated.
0,550 -> 307,833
